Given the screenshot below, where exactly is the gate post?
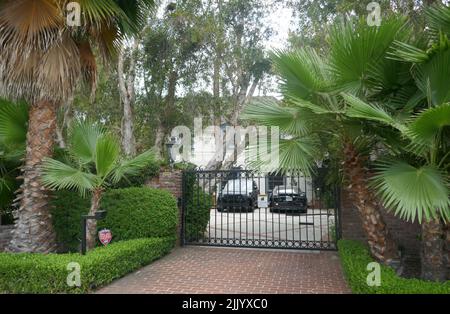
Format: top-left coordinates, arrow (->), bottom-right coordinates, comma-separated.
146,168 -> 184,246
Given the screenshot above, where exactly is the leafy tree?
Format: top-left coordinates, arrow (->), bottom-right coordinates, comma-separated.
139,1 -> 209,158
287,0 -> 440,50
41,121 -> 156,250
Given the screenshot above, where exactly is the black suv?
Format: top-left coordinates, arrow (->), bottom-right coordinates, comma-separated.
217,179 -> 259,212
269,186 -> 307,214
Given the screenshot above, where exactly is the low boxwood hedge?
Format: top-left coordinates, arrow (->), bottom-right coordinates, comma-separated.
338,239 -> 450,294
0,236 -> 175,293
51,187 -> 178,252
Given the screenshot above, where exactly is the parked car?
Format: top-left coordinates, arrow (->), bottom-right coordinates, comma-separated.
217,179 -> 259,212
269,186 -> 307,214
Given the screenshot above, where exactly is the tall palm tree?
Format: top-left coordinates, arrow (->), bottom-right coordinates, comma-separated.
243,17 -> 415,266
0,0 -> 155,253
343,4 -> 450,282
41,121 -> 156,249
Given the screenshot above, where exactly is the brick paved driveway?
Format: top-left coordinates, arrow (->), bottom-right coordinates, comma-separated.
97,246 -> 350,294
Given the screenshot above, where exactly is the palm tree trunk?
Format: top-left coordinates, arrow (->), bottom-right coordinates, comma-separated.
8,100 -> 57,253
446,222 -> 450,280
343,141 -> 400,265
421,217 -> 446,281
86,188 -> 103,250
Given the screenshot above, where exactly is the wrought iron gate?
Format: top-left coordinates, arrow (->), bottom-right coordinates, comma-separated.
181,169 -> 341,250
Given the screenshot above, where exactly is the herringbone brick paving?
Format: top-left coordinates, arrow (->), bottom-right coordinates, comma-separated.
97,246 -> 350,294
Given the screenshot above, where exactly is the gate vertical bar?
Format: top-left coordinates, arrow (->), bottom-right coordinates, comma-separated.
181,171 -> 187,247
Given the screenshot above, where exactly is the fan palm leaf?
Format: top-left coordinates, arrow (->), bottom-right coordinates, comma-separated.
327,17 -> 408,96
371,161 -> 450,223
412,47 -> 450,106
41,158 -> 97,197
271,48 -> 330,102
0,98 -> 28,148
69,121 -> 106,164
111,148 -> 156,184
242,99 -> 313,137
95,134 -> 120,179
426,3 -> 450,40
406,104 -> 450,147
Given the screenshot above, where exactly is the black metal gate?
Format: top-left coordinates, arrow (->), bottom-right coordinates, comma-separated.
181,169 -> 340,250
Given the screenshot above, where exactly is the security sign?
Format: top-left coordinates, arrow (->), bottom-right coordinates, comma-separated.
98,229 -> 112,246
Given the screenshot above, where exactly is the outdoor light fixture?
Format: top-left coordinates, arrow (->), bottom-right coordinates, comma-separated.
80,210 -> 107,255
165,136 -> 177,168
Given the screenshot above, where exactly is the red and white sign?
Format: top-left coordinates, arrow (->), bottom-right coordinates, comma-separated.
98,229 -> 112,246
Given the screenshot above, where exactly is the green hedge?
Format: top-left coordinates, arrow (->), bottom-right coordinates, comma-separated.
185,186 -> 212,241
50,190 -> 90,252
338,240 -> 450,294
182,171 -> 212,241
98,187 -> 178,241
0,237 -> 175,294
50,187 -> 178,252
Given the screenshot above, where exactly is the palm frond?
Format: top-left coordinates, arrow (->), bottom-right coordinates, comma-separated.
342,93 -> 405,131
328,17 -> 408,96
371,161 -> 450,223
111,149 -> 156,184
115,0 -> 156,36
41,158 -> 97,197
388,40 -> 430,63
77,0 -> 125,28
95,134 -> 120,179
0,98 -> 28,147
242,99 -> 312,137
247,135 -> 320,176
69,121 -> 106,164
405,103 -> 450,147
412,47 -> 450,106
426,3 -> 450,40
271,48 -> 329,101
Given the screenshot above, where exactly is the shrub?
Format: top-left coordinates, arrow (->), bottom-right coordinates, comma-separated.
50,190 -> 90,252
0,237 -> 175,293
98,187 -> 178,241
182,171 -> 212,241
50,187 -> 178,252
338,239 -> 450,294
185,186 -> 213,241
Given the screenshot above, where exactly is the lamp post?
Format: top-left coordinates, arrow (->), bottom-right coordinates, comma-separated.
80,210 -> 107,255
165,136 -> 177,168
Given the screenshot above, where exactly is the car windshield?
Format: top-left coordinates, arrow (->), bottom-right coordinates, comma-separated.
273,186 -> 301,195
222,179 -> 254,194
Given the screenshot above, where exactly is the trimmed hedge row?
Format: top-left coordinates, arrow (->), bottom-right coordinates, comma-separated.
338,240 -> 450,294
0,237 -> 175,293
98,187 -> 178,241
50,187 -> 178,252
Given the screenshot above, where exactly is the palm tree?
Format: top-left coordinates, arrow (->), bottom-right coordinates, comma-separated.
41,121 -> 156,249
243,17 -> 416,266
0,0 -> 155,252
342,4 -> 450,281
